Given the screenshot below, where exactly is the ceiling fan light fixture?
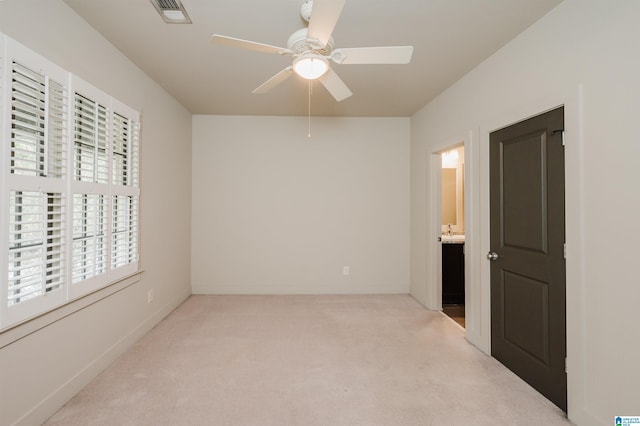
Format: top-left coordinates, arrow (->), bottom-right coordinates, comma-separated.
293,55 -> 329,80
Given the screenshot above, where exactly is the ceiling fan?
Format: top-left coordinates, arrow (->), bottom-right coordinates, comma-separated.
211,0 -> 414,102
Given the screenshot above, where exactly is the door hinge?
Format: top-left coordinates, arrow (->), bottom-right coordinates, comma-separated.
563,243 -> 566,259
565,357 -> 568,373
553,129 -> 565,146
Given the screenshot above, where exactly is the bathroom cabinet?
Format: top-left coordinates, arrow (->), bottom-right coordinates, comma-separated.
442,242 -> 465,305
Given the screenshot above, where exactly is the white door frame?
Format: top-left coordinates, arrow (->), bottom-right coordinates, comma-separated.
477,86 -> 586,420
427,132 -> 479,342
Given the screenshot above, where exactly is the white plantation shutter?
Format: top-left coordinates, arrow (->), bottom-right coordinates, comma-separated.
1,34 -> 141,329
72,193 -> 106,283
131,120 -> 139,187
112,110 -> 140,187
67,81 -> 140,292
112,112 -> 129,186
70,81 -> 111,297
111,111 -> 140,185
10,62 -> 67,178
110,105 -> 139,279
112,195 -> 138,268
8,191 -> 65,305
73,94 -> 109,184
2,39 -> 69,325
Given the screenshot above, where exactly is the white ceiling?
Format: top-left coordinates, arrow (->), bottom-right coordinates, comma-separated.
62,0 -> 563,117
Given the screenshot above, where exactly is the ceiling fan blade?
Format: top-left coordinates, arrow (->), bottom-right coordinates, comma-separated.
331,46 -> 414,65
211,34 -> 292,55
252,67 -> 294,94
319,68 -> 352,102
306,0 -> 346,48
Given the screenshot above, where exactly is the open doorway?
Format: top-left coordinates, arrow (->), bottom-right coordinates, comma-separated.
440,146 -> 465,327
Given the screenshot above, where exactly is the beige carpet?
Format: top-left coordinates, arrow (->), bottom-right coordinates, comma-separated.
45,295 -> 573,426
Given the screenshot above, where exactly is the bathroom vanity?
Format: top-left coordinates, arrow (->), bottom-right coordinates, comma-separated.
441,235 -> 465,305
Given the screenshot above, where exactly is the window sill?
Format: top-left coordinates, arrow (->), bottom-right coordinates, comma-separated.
0,270 -> 144,349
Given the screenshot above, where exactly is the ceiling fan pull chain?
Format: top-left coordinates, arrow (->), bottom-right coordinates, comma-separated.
308,79 -> 312,139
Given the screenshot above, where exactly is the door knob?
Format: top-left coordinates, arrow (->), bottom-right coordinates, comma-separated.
487,251 -> 499,261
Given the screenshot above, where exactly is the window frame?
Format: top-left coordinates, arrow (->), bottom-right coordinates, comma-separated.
0,33 -> 141,330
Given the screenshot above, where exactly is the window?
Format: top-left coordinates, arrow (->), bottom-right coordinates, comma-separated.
1,34 -> 141,329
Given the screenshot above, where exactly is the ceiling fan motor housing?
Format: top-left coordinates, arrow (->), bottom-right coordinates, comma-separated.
287,28 -> 334,56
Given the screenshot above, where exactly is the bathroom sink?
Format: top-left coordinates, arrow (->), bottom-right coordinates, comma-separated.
441,235 -> 465,243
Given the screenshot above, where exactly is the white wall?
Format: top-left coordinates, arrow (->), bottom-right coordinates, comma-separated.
0,1 -> 192,425
410,0 -> 640,424
192,116 -> 410,295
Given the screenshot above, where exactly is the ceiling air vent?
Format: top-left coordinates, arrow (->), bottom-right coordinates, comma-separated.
150,0 -> 192,24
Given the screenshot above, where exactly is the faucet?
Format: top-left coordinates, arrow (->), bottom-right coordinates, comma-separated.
447,224 -> 453,236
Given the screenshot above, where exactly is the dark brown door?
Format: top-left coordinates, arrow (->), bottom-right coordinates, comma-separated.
489,107 -> 566,411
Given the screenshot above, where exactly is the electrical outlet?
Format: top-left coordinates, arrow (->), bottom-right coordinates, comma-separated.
342,266 -> 350,276
147,289 -> 154,304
